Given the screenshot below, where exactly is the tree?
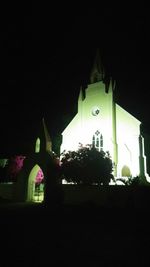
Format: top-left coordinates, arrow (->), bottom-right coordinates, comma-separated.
115,176 -> 140,186
60,145 -> 114,185
6,155 -> 26,181
44,152 -> 64,205
35,168 -> 44,185
0,166 -> 7,182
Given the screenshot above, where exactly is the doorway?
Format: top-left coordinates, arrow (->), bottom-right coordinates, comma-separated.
27,164 -> 44,202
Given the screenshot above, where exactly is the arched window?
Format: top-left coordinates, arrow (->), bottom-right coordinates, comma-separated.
35,137 -> 40,153
92,131 -> 103,151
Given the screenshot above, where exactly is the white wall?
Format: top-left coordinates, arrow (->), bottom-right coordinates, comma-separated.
116,104 -> 141,177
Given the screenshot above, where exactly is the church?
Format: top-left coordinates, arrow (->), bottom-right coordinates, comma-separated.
60,51 -> 150,182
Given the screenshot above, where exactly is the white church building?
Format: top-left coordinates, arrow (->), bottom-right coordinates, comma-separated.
60,51 -> 150,182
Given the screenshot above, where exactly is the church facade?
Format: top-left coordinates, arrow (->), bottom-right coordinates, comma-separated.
60,52 -> 150,182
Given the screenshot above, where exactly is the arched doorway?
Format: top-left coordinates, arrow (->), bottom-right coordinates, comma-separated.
27,164 -> 44,202
121,165 -> 131,177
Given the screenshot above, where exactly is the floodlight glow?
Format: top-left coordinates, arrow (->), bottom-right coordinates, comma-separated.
61,80 -> 150,181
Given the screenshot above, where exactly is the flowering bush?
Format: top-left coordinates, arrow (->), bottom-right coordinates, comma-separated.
35,168 -> 44,185
60,145 -> 114,185
6,155 -> 26,181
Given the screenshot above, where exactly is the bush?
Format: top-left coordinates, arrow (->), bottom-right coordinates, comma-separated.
60,145 -> 114,185
115,176 -> 140,186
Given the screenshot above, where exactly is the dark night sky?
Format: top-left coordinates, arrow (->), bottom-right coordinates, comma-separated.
1,3 -> 150,155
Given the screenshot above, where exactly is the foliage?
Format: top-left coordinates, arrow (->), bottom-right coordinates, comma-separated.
60,145 -> 114,185
6,155 -> 26,181
35,168 -> 44,185
44,152 -> 64,205
115,176 -> 140,186
0,166 -> 7,182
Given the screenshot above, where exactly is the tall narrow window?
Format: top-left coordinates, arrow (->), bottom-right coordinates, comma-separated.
35,137 -> 40,153
92,135 -> 95,147
92,131 -> 103,151
96,137 -> 99,148
100,134 -> 103,151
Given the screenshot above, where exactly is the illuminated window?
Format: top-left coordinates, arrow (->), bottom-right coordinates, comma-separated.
35,138 -> 40,153
96,137 -> 99,147
100,134 -> 103,149
92,135 -> 95,145
92,131 -> 103,151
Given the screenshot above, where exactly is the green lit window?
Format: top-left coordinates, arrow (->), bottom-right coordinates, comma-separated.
92,131 -> 103,151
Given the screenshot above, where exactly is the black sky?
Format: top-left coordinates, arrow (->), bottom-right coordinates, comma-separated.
1,4 -> 150,155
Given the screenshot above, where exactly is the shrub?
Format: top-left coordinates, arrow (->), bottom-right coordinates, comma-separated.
60,145 -> 114,185
115,176 -> 140,186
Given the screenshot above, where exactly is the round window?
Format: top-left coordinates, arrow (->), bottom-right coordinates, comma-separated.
92,107 -> 100,116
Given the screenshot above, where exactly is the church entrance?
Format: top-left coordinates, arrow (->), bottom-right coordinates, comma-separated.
27,164 -> 44,202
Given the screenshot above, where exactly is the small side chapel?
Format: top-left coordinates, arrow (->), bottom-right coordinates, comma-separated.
60,50 -> 150,182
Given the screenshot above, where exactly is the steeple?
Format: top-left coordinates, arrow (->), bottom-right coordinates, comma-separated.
90,49 -> 105,84
90,49 -> 116,94
78,86 -> 84,102
42,118 -> 52,153
78,86 -> 84,112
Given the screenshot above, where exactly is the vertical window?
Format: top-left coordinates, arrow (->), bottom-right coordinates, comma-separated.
96,137 -> 99,148
92,131 -> 103,151
35,138 -> 40,153
92,135 -> 95,147
100,134 -> 103,151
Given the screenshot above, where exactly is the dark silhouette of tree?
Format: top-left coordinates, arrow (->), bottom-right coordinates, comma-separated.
0,166 -> 7,182
60,145 -> 114,185
116,176 -> 140,186
44,152 -> 64,205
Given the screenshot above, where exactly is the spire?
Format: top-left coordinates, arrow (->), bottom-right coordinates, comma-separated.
78,86 -> 84,112
42,118 -> 52,152
90,49 -> 105,84
90,49 -> 116,94
78,86 -> 84,102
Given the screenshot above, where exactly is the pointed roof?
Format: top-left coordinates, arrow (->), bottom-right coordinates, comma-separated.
89,49 -> 116,94
42,118 -> 52,153
90,49 -> 105,84
78,86 -> 84,102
